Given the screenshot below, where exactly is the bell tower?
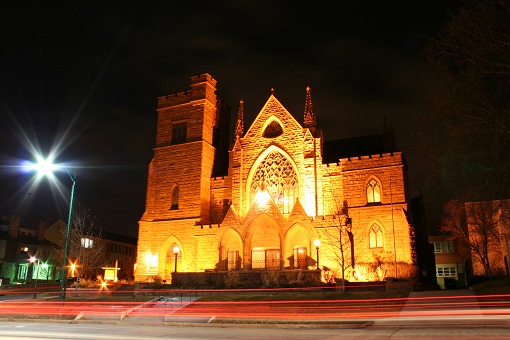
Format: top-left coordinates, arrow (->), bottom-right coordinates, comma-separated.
142,73 -> 231,224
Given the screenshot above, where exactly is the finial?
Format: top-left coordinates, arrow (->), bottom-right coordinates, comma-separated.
234,99 -> 245,139
270,88 -> 275,95
303,85 -> 316,128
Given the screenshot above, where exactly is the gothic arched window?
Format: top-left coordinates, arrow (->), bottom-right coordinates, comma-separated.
369,224 -> 384,248
250,151 -> 298,213
367,178 -> 381,203
262,120 -> 283,138
170,185 -> 179,210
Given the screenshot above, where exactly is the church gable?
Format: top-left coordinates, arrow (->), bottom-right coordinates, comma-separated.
244,95 -> 303,141
242,185 -> 286,229
284,198 -> 314,231
221,204 -> 242,229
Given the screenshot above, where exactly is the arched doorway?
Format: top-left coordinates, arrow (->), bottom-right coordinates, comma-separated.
284,223 -> 312,268
246,213 -> 281,269
220,228 -> 243,270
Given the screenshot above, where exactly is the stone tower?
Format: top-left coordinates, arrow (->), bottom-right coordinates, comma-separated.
142,73 -> 230,225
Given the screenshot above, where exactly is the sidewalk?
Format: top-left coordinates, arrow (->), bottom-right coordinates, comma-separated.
374,289 -> 510,326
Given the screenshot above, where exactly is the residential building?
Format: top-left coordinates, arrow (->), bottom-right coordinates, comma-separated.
45,220 -> 137,281
0,217 -> 60,284
429,235 -> 467,289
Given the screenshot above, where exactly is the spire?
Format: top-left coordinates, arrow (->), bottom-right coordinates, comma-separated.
303,86 -> 316,128
234,99 -> 245,139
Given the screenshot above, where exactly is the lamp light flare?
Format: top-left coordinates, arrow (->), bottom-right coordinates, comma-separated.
20,154 -> 61,182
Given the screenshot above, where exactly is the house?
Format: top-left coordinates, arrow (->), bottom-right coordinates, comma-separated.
429,235 -> 467,289
0,216 -> 60,284
45,220 -> 137,281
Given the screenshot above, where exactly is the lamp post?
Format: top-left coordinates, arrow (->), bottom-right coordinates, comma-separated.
29,257 -> 40,299
390,178 -> 397,279
26,156 -> 76,301
313,239 -> 321,269
173,246 -> 180,273
59,171 -> 76,301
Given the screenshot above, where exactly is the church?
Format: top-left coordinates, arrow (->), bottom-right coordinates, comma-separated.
135,73 -> 421,283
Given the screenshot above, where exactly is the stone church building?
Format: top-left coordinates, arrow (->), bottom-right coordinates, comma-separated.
135,73 -> 421,283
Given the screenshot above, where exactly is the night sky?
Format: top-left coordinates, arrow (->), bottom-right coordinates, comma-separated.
0,2 -> 458,237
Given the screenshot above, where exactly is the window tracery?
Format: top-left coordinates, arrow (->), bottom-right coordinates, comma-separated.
367,178 -> 381,203
369,224 -> 384,248
251,151 -> 298,213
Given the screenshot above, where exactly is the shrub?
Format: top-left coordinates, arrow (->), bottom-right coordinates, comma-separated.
261,270 -> 279,287
283,270 -> 304,287
224,271 -> 240,288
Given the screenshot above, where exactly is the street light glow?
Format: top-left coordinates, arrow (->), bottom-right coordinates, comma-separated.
22,151 -> 77,301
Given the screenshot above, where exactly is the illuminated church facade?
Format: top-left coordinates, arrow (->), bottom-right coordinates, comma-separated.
135,73 -> 419,283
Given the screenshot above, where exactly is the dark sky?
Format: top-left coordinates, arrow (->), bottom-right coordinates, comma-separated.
0,1 -> 458,237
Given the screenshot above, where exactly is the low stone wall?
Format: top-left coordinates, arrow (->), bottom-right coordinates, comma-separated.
333,278 -> 419,292
171,269 -> 322,288
335,279 -> 387,292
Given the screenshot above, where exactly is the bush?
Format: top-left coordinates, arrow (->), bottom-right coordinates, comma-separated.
224,271 -> 240,288
283,270 -> 304,287
261,270 -> 280,287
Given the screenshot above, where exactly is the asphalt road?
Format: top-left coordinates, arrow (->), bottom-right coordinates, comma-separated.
0,321 -> 509,339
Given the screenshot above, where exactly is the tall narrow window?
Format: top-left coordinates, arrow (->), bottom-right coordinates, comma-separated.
171,122 -> 187,145
367,178 -> 381,203
171,185 -> 179,210
369,224 -> 384,248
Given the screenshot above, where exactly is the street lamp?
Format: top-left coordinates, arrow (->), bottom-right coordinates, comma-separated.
26,156 -> 76,301
29,257 -> 40,299
313,239 -> 321,269
59,170 -> 76,301
173,246 -> 180,273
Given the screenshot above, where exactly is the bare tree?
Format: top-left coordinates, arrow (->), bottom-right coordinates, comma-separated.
441,199 -> 508,279
64,205 -> 104,281
320,201 -> 368,291
419,0 -> 510,219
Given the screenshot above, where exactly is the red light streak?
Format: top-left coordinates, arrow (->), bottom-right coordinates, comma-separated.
0,288 -> 508,322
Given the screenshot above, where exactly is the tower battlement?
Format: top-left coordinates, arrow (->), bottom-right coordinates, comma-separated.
158,73 -> 217,108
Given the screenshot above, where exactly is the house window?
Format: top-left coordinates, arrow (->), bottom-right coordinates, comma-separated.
437,266 -> 457,277
171,185 -> 179,210
81,238 -> 94,249
367,179 -> 381,203
369,224 -> 384,248
171,122 -> 187,144
433,241 -> 454,253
